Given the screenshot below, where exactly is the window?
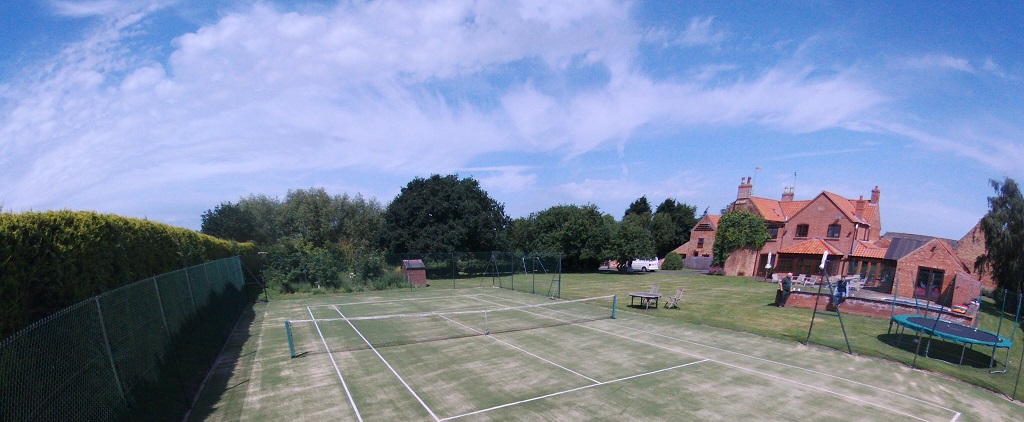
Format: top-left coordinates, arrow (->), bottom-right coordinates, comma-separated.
827,224 -> 841,238
915,267 -> 945,301
768,226 -> 779,239
795,224 -> 809,238
697,238 -> 705,248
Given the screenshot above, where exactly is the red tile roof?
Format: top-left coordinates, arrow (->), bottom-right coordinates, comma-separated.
744,191 -> 876,227
779,239 -> 844,255
707,214 -> 721,227
745,196 -> 809,222
851,240 -> 887,259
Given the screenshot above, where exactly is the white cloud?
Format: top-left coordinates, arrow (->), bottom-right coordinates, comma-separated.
471,166 -> 539,193
982,57 -> 1005,77
50,0 -> 170,18
903,54 -> 974,73
676,16 -> 725,47
0,0 -> 899,228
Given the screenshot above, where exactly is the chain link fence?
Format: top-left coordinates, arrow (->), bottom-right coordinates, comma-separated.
385,252 -> 563,297
0,257 -> 246,421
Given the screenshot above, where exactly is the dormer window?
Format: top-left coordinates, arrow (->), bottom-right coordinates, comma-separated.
795,224 -> 809,238
827,224 -> 841,238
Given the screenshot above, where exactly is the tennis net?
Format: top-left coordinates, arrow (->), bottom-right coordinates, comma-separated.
285,295 -> 616,357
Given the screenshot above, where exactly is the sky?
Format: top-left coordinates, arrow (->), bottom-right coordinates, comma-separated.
1,0 -> 1023,241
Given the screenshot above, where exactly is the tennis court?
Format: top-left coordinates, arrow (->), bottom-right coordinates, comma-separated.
193,287 -> 1021,421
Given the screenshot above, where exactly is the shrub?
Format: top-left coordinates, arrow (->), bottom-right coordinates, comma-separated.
707,266 -> 724,276
661,253 -> 684,270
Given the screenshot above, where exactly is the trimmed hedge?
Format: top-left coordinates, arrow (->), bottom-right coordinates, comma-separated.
0,211 -> 257,339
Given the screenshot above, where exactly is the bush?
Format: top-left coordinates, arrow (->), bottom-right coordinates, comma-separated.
707,266 -> 724,276
661,253 -> 684,270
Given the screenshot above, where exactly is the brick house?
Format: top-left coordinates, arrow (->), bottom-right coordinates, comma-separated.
670,213 -> 720,258
955,221 -> 997,291
702,177 -> 986,306
726,177 -> 882,278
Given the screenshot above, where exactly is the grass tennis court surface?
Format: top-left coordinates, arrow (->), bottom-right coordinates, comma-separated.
190,287 -> 1020,421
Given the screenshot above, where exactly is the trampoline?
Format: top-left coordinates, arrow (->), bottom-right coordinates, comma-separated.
889,313 -> 1013,371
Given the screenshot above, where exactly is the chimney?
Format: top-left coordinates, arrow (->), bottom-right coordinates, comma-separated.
855,195 -> 866,215
737,177 -> 752,199
781,187 -> 794,202
870,186 -> 880,204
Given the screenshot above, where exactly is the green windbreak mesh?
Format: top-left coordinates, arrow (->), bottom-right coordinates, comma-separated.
0,256 -> 246,421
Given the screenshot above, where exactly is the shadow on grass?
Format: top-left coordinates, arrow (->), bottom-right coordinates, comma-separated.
876,333 -> 1005,369
182,299 -> 261,421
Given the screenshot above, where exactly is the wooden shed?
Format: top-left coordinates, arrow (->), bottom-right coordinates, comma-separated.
402,259 -> 427,287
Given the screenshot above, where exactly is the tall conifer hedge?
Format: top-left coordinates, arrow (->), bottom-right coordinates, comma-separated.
0,211 -> 256,338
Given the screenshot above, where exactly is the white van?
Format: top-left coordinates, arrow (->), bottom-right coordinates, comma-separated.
630,258 -> 659,272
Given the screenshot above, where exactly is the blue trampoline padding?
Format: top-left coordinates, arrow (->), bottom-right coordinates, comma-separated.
891,313 -> 1013,349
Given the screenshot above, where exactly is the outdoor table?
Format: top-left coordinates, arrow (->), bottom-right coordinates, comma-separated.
628,292 -> 662,309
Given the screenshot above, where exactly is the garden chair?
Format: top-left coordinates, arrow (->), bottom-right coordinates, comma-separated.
846,276 -> 864,292
664,287 -> 684,309
793,274 -> 806,285
804,275 -> 821,286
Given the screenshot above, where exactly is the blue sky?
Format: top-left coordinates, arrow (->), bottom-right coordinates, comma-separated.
2,1 -> 1022,240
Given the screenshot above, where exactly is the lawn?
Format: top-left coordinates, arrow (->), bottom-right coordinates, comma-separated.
552,270 -> 1024,402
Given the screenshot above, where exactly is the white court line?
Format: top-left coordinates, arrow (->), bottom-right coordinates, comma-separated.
439,360 -> 709,421
597,313 -> 963,422
332,305 -> 440,422
305,306 -> 362,422
481,294 -> 959,422
310,292 -> 489,308
434,313 -> 600,384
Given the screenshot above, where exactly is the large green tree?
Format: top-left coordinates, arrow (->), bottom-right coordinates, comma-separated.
711,210 -> 770,267
201,189 -> 382,249
201,188 -> 386,293
609,213 -> 656,269
975,177 -> 1024,293
624,196 -> 653,221
652,198 -> 698,257
381,174 -> 509,253
201,201 -> 256,242
509,204 -> 611,271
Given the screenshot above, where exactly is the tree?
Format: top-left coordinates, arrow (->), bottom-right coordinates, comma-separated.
609,213 -> 656,270
277,188 -> 384,250
278,188 -> 341,247
201,202 -> 256,242
237,194 -> 283,245
711,210 -> 770,267
652,198 -> 698,257
509,204 -> 611,271
975,177 -> 1024,293
381,174 -> 509,253
624,196 -> 653,222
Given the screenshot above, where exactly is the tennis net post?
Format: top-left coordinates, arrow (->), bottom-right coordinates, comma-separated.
285,320 -> 296,358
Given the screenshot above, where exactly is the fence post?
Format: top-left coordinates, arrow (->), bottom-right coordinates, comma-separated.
153,278 -> 172,339
94,297 -> 127,406
183,266 -> 198,316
